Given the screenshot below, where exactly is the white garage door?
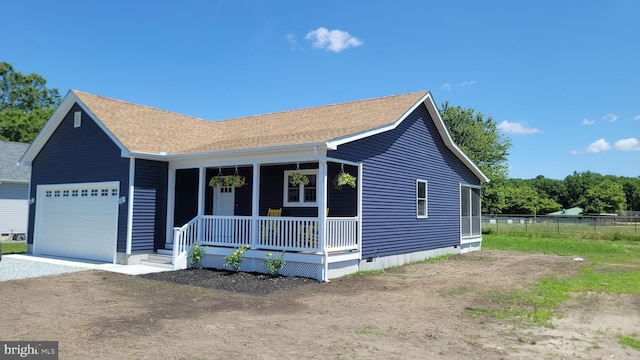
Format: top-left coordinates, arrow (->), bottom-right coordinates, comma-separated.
34,182 -> 120,263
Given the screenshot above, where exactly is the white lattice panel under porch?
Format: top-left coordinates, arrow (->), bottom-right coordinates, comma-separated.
200,253 -> 324,281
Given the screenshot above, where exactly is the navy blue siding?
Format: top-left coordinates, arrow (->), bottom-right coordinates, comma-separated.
132,159 -> 168,252
327,162 -> 358,217
329,104 -> 481,259
174,168 -> 199,226
27,104 -> 130,252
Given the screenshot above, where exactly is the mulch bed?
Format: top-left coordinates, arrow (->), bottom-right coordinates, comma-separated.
138,268 -> 317,295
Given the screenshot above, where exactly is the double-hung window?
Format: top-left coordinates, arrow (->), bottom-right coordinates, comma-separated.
284,169 -> 317,207
416,180 -> 428,218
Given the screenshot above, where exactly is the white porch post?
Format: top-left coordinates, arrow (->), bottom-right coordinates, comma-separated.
166,167 -> 176,246
251,163 -> 260,249
318,162 -> 327,251
197,167 -> 206,244
126,157 -> 135,254
357,163 -> 363,254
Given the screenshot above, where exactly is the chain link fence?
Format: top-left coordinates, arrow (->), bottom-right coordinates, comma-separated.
482,213 -> 640,239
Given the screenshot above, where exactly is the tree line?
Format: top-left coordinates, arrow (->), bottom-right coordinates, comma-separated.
2,61 -> 638,216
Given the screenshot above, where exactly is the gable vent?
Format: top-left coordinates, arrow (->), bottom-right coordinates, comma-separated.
74,111 -> 82,128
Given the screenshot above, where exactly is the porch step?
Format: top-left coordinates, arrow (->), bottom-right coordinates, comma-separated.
140,251 -> 174,269
156,248 -> 173,256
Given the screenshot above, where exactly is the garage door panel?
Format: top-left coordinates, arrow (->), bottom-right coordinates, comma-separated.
34,183 -> 119,263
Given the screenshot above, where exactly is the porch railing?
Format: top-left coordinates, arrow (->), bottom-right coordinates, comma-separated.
173,215 -> 359,256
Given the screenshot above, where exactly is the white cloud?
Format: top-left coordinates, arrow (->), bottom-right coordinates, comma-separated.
586,138 -> 611,153
635,114 -> 640,120
305,27 -> 363,52
459,80 -> 477,87
581,118 -> 595,125
614,138 -> 640,151
441,83 -> 451,91
603,113 -> 618,122
285,33 -> 298,50
570,149 -> 582,155
497,120 -> 542,135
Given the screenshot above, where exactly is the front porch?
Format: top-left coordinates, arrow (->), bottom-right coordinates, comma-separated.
171,214 -> 361,280
164,157 -> 363,281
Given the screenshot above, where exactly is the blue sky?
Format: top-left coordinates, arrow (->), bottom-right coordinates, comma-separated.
4,0 -> 639,180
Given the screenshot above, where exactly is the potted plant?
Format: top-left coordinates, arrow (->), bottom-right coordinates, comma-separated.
289,172 -> 310,186
333,170 -> 357,190
209,174 -> 246,188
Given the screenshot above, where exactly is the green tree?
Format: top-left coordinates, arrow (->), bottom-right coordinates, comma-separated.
618,176 -> 640,212
564,171 -> 604,208
439,101 -> 512,213
532,175 -> 568,208
0,62 -> 61,142
578,179 -> 626,214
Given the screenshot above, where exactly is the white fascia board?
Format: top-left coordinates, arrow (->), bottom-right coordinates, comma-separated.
325,93 -> 431,150
19,90 -> 131,166
0,179 -> 29,184
19,91 -> 77,166
421,94 -> 489,183
163,142 -> 329,169
326,92 -> 489,184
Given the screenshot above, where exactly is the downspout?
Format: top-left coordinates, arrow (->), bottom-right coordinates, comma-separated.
313,146 -> 330,282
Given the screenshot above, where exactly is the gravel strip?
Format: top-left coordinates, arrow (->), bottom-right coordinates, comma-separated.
0,256 -> 88,282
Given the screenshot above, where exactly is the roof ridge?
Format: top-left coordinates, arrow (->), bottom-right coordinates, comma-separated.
211,91 -> 428,123
71,89 -> 212,123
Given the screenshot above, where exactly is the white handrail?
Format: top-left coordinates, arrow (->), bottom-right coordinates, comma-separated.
173,215 -> 359,258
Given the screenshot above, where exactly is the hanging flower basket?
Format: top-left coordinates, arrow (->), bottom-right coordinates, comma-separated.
289,172 -> 310,186
209,175 -> 246,188
333,171 -> 357,190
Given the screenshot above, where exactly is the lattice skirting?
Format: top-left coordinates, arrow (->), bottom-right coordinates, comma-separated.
200,254 -> 324,281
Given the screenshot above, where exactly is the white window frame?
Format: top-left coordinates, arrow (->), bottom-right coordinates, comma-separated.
74,111 -> 82,128
283,169 -> 318,207
416,179 -> 428,218
461,184 -> 482,237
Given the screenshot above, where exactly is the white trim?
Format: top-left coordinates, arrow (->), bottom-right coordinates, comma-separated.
198,167 -> 206,216
126,158 -> 135,254
19,91 -> 131,166
416,179 -> 428,219
283,169 -> 318,207
165,167 -> 176,245
325,92 -> 489,183
32,181 -> 120,264
251,163 -> 260,249
73,111 -> 81,128
357,163 -> 363,258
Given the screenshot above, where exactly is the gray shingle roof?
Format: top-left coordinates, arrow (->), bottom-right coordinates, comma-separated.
0,141 -> 30,182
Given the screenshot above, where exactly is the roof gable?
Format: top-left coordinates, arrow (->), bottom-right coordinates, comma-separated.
20,90 -> 488,182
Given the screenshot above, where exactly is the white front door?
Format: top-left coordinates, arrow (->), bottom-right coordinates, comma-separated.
213,186 -> 235,215
213,186 -> 235,243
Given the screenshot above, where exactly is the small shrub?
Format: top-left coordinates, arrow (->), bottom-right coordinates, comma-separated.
224,244 -> 250,271
188,244 -> 206,268
264,251 -> 286,277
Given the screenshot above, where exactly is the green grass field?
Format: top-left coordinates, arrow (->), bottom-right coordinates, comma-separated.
483,219 -> 640,242
1,242 -> 27,255
475,234 -> 640,327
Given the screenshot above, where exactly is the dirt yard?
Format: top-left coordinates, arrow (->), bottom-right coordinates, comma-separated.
1,250 -> 639,359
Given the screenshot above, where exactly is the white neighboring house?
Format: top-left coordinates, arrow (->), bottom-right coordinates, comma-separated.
0,141 -> 30,241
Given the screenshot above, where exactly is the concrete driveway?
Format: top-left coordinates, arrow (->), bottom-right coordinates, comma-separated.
0,254 -> 171,282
